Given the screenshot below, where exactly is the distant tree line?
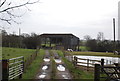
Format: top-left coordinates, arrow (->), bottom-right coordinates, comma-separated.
2,30 -> 120,51
83,32 -> 120,52
2,30 -> 40,49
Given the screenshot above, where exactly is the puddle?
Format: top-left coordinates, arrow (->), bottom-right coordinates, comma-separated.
39,74 -> 46,78
39,72 -> 46,78
62,75 -> 69,79
55,59 -> 62,63
44,58 -> 50,62
42,65 -> 48,70
57,65 -> 65,71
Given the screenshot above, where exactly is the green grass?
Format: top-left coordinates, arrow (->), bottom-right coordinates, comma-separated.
41,44 -> 55,47
51,57 -> 56,79
57,50 -> 94,80
3,47 -> 45,80
70,51 -> 120,57
79,46 -> 90,51
0,47 -> 2,60
22,49 -> 45,79
2,47 -> 36,60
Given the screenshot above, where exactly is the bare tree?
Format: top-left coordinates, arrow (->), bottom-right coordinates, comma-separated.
97,32 -> 104,41
0,0 -> 39,25
84,35 -> 91,41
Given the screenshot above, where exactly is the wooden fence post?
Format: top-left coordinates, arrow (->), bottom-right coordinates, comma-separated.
71,54 -> 73,62
101,59 -> 104,66
94,64 -> 100,81
87,59 -> 89,71
73,56 -> 77,67
35,49 -> 38,56
73,56 -> 75,66
31,55 -> 32,63
75,56 -> 77,67
2,60 -> 9,81
101,59 -> 104,72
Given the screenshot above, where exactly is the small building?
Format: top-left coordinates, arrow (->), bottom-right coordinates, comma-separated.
40,33 -> 80,50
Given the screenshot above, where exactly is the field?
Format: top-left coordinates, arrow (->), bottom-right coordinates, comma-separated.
2,47 -> 45,79
79,46 -> 90,51
41,43 -> 55,47
2,47 -> 36,60
70,51 -> 120,57
2,47 -> 119,80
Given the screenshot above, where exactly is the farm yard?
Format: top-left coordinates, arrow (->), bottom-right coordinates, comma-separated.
1,0 -> 120,80
1,46 -> 120,81
1,33 -> 120,81
2,47 -> 95,80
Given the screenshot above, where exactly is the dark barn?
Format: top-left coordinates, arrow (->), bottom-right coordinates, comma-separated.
40,33 -> 80,50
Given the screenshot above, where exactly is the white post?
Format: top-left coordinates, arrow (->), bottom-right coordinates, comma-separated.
118,1 -> 120,40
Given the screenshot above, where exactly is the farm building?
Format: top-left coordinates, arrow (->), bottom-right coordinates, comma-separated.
39,33 -> 80,50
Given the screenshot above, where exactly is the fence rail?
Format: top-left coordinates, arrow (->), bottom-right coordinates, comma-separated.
2,56 -> 24,80
24,49 -> 38,70
73,56 -> 104,70
9,56 -> 24,80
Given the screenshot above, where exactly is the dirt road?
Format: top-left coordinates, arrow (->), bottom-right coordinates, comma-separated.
35,50 -> 72,80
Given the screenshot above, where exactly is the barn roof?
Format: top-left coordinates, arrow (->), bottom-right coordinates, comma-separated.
40,33 -> 79,39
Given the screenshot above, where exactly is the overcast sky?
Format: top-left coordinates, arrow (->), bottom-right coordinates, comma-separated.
3,0 -> 120,40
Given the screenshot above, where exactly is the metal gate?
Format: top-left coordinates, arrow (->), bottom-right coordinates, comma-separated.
94,64 -> 120,81
2,56 -> 24,80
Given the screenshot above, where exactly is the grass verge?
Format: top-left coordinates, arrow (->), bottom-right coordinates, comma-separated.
57,50 -> 94,80
21,49 -> 45,79
51,58 -> 56,79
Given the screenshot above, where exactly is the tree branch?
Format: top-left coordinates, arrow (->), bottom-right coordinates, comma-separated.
7,11 -> 22,18
0,0 -> 39,13
0,18 -> 12,24
0,0 -> 40,25
0,0 -> 6,7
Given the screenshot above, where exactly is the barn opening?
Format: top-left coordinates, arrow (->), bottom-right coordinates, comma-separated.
39,33 -> 80,51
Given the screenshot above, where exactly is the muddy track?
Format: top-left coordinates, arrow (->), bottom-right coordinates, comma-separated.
52,50 -> 72,79
35,50 -> 72,80
35,50 -> 52,79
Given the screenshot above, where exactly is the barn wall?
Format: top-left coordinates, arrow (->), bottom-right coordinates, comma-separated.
40,34 -> 80,50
